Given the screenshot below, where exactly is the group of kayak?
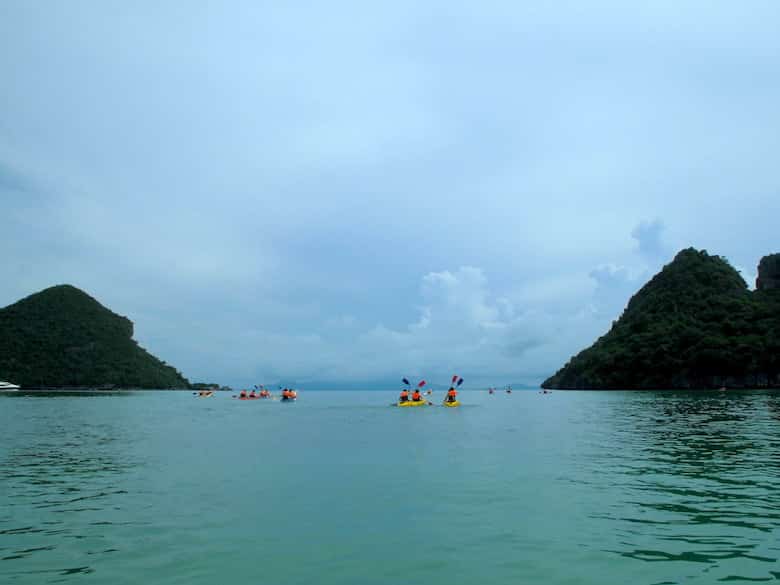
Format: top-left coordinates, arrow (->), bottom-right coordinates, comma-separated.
398,387 -> 460,407
236,388 -> 298,401
397,376 -> 463,407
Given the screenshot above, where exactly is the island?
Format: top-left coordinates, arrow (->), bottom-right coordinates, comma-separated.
542,249 -> 780,390
0,284 -> 190,389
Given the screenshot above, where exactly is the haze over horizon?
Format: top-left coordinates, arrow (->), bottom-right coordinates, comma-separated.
2,2 -> 779,389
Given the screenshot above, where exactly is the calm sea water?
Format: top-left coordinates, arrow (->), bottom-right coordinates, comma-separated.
1,390 -> 780,584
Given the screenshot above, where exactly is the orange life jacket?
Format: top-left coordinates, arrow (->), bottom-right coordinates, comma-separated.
448,389 -> 457,397
400,390 -> 409,398
412,391 -> 422,401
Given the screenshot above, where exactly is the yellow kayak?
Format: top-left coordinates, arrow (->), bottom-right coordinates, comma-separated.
442,400 -> 460,407
397,400 -> 428,407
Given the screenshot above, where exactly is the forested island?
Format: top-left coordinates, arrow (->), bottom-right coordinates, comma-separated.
543,249 -> 780,390
0,285 -> 190,389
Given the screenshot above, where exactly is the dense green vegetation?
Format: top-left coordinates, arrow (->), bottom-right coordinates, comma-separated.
0,285 -> 190,389
543,249 -> 780,389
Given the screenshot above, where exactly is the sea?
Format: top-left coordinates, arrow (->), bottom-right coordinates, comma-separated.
1,389 -> 779,585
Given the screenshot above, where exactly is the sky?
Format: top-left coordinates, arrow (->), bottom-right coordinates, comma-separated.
2,1 -> 779,389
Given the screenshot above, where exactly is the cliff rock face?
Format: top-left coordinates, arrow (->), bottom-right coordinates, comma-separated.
757,254 -> 780,290
0,285 -> 190,389
543,249 -> 780,390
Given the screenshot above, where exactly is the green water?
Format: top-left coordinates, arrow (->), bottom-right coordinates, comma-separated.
2,390 -> 780,584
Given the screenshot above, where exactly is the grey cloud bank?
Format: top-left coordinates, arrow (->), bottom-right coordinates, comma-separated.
2,1 -> 778,388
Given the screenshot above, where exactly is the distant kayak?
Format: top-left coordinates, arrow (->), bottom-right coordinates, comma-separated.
442,400 -> 460,407
280,397 -> 297,402
397,400 -> 428,407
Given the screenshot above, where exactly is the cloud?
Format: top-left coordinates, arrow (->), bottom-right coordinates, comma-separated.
3,2 -> 780,388
631,219 -> 667,261
0,161 -> 32,193
284,266 -> 597,387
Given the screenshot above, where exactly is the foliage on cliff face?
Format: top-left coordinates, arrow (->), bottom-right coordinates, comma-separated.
543,249 -> 780,389
0,285 -> 190,388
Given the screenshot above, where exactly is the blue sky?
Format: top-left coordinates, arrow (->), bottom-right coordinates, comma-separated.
2,1 -> 779,389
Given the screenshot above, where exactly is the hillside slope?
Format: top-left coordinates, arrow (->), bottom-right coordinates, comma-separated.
0,285 -> 190,388
543,249 -> 780,389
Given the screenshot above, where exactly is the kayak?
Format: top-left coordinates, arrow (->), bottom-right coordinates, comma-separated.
280,397 -> 297,402
397,400 -> 428,407
442,400 -> 460,407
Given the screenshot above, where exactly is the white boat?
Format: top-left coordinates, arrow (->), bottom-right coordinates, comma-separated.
0,381 -> 21,391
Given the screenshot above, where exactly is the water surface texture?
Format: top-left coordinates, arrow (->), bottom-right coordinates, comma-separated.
2,390 -> 780,584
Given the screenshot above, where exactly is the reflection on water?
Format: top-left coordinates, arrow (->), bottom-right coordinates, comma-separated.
585,391 -> 780,582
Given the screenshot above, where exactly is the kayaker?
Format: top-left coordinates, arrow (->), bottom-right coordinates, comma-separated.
446,387 -> 458,403
399,389 -> 409,403
249,390 -> 257,398
240,390 -> 247,398
411,389 -> 422,402
289,389 -> 297,399
281,388 -> 289,399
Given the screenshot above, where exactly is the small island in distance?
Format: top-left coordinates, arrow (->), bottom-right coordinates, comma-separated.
0,285 -> 190,389
543,249 -> 780,390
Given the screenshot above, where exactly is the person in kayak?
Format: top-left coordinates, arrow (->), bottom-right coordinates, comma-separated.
281,388 -> 289,399
411,389 -> 423,402
249,390 -> 257,398
446,387 -> 458,403
399,389 -> 409,403
289,389 -> 297,399
240,390 -> 247,398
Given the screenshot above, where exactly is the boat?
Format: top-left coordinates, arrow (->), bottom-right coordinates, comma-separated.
397,400 -> 428,407
197,391 -> 214,398
0,381 -> 20,391
442,400 -> 460,407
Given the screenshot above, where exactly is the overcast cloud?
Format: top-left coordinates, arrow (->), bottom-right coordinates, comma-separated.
2,1 -> 778,388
